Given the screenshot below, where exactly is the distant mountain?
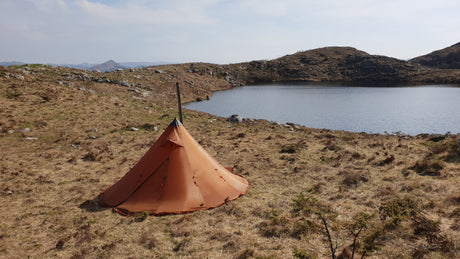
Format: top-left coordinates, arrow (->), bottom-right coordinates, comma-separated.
410,42 -> 460,69
0,61 -> 25,67
0,60 -> 174,70
89,60 -> 125,72
52,62 -> 94,70
120,61 -> 173,68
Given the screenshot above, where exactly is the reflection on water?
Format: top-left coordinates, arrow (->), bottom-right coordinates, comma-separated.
184,82 -> 460,135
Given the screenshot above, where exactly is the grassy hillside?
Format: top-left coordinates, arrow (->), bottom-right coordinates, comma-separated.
0,64 -> 459,258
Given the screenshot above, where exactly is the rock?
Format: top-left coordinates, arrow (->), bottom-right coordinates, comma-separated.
154,69 -> 164,74
96,78 -> 111,83
429,136 -> 446,142
6,190 -> 12,195
128,89 -> 141,94
21,128 -> 30,133
130,127 -> 139,131
8,130 -> 14,134
120,81 -> 131,87
227,114 -> 243,123
24,137 -> 38,140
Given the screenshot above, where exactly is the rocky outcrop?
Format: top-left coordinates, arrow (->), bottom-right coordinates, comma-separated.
410,42 -> 460,69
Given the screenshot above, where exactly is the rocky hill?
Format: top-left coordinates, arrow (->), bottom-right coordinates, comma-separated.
410,42 -> 460,69
221,46 -> 460,85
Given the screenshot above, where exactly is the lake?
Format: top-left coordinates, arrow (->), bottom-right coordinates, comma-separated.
184,82 -> 460,135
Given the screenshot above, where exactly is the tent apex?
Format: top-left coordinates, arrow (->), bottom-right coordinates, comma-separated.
169,118 -> 183,127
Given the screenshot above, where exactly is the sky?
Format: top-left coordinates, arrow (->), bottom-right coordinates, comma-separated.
1,0 -> 459,64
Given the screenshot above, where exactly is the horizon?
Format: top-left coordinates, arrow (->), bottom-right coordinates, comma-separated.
1,42 -> 457,66
1,1 -> 459,64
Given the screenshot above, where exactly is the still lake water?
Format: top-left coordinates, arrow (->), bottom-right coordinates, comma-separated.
184,82 -> 460,135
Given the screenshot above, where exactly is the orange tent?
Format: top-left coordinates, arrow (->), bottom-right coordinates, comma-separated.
99,118 -> 250,215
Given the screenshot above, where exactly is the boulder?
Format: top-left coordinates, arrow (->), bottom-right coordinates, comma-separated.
227,114 -> 243,123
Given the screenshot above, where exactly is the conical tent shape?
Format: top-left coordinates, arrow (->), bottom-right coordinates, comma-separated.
99,118 -> 250,215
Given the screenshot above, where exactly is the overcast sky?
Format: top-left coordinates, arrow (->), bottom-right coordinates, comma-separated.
1,0 -> 459,64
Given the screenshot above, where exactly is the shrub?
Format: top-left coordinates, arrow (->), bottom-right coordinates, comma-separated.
5,89 -> 22,99
340,171 -> 368,187
376,155 -> 395,166
172,238 -> 191,252
292,193 -> 318,216
280,143 -> 300,153
409,159 -> 444,176
293,247 -> 316,259
379,196 -> 418,228
135,211 -> 150,222
257,210 -> 291,238
411,215 -> 454,253
139,232 -> 158,249
291,219 -> 318,239
236,249 -> 254,259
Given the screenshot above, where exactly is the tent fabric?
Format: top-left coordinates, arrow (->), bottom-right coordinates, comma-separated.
99,118 -> 250,215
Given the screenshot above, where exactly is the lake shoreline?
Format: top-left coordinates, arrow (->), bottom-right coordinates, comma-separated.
185,83 -> 460,136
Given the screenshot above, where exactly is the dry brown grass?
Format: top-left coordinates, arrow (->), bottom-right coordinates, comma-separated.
0,65 -> 459,258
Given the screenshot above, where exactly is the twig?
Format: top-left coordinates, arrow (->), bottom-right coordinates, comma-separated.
320,213 -> 336,259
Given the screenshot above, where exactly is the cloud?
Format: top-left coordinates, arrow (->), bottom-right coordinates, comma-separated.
1,0 -> 459,63
75,0 -> 215,25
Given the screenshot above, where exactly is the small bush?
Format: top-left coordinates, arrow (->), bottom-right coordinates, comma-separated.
280,144 -> 300,153
409,159 -> 444,176
450,208 -> 460,218
82,151 -> 98,161
257,210 -> 291,238
379,196 -> 418,228
376,155 -> 395,166
291,219 -> 318,239
5,89 -> 22,99
139,232 -> 158,249
411,215 -> 454,253
172,238 -> 190,252
292,193 -> 318,216
135,211 -> 150,222
236,249 -> 254,259
292,192 -> 332,217
360,223 -> 387,255
341,171 -> 368,187
293,247 -> 316,259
